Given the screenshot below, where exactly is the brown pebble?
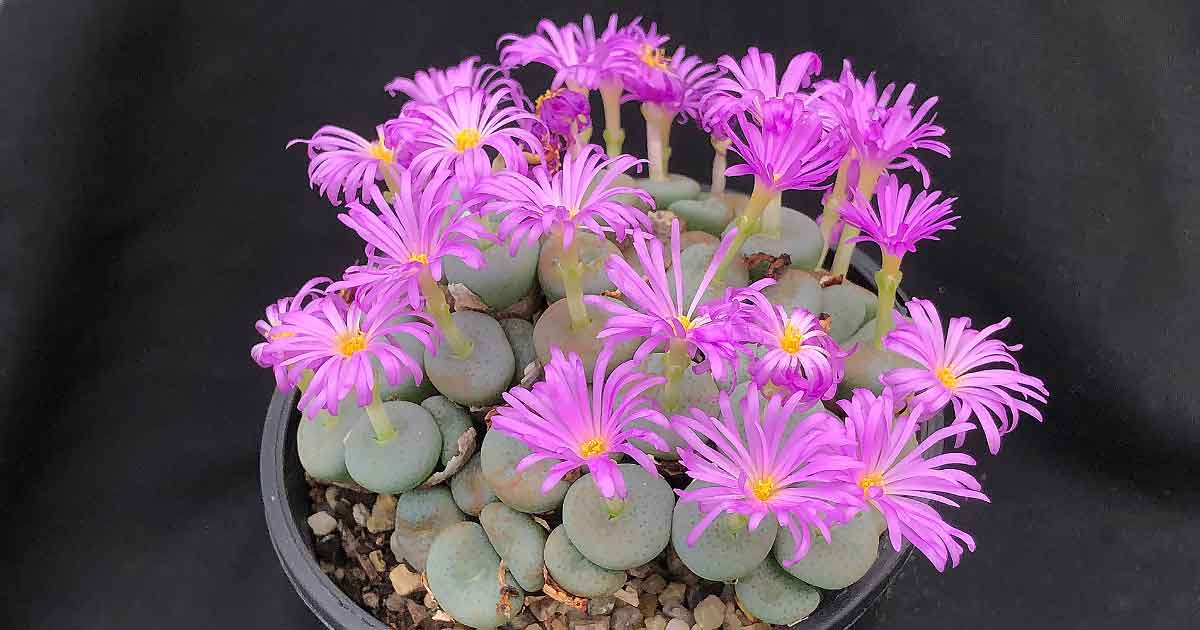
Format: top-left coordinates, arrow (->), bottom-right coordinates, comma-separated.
362,591 -> 380,609
368,549 -> 387,574
639,593 -> 659,619
569,616 -> 610,630
384,592 -> 407,612
693,596 -> 725,630
367,494 -> 398,533
352,503 -> 370,527
406,599 -> 429,624
389,564 -> 424,597
613,585 -> 639,608
642,574 -> 667,594
610,606 -> 643,630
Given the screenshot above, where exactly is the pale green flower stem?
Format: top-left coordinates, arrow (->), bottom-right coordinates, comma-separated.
364,389 -> 395,442
558,233 -> 591,331
600,82 -> 626,157
660,337 -> 691,412
872,253 -> 904,349
829,164 -> 884,278
710,136 -> 731,196
815,155 -> 854,270
711,180 -> 774,284
642,103 -> 673,182
418,266 -> 474,359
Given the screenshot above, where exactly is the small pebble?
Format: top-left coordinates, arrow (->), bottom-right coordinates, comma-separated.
645,615 -> 668,630
422,591 -> 436,609
659,582 -> 686,607
570,616 -> 610,630
352,503 -> 370,527
385,592 -> 406,612
610,606 -> 643,630
407,599 -> 429,624
628,563 -> 656,578
307,511 -> 337,536
389,564 -> 423,596
666,619 -> 690,630
639,593 -> 659,619
362,591 -> 380,609
721,606 -> 740,630
642,574 -> 667,594
367,494 -> 397,533
368,549 -> 387,573
588,597 -> 616,616
324,486 -> 339,510
693,596 -> 725,630
547,617 -> 568,630
663,605 -> 692,625
432,610 -> 455,622
614,585 -> 639,607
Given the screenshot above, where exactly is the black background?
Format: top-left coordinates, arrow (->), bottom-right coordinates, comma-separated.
2,1 -> 1198,628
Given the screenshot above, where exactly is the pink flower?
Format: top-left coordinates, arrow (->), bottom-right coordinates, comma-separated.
882,298 -> 1049,454
477,144 -> 652,254
407,86 -> 541,191
251,276 -> 330,389
831,389 -> 988,571
287,124 -> 401,206
270,296 -> 434,416
671,385 -> 858,565
723,95 -> 847,194
498,15 -> 633,90
533,87 -> 591,139
586,220 -> 768,382
842,173 -> 959,259
739,291 -> 851,403
619,45 -> 721,120
331,167 -> 492,309
705,48 -> 823,125
825,60 -> 950,187
491,347 -> 668,499
384,56 -> 510,104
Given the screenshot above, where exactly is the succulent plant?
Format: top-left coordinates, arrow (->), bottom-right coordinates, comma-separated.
537,230 -> 619,303
295,395 -> 358,483
632,173 -> 701,208
498,318 -> 537,384
820,281 -> 877,344
374,323 -> 437,403
531,296 -> 636,381
543,525 -> 626,598
343,400 -> 442,493
679,241 -> 748,306
629,352 -> 720,460
443,236 -> 540,311
426,521 -> 525,629
479,502 -> 548,592
729,206 -> 823,270
420,395 -> 474,465
390,485 -> 467,571
735,555 -> 821,625
761,268 -> 822,315
479,430 -> 568,514
424,311 -> 516,407
668,196 -> 733,236
773,507 -> 883,589
671,481 -> 778,581
561,464 -> 674,570
450,453 -> 498,516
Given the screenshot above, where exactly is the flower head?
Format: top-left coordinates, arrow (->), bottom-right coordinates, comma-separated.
842,173 -> 959,259
705,48 -> 823,125
287,124 -> 401,205
882,298 -> 1049,454
332,166 -> 492,309
586,220 -> 767,382
268,295 -> 433,416
251,276 -> 330,389
723,95 -> 847,194
533,87 -> 591,139
826,60 -> 950,187
498,15 -> 633,90
384,56 -> 510,104
739,292 -> 851,402
619,44 -> 721,119
478,144 -> 652,254
490,347 -> 668,499
831,388 -> 988,571
407,86 -> 541,191
671,385 -> 857,564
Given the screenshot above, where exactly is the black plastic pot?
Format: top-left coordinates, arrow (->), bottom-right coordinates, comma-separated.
261,250 -> 934,630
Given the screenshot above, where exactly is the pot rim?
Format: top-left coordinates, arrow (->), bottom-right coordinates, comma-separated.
261,249 -> 932,630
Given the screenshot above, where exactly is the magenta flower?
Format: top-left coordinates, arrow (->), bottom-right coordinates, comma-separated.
269,296 -> 434,416
251,276 -> 330,389
620,45 -> 721,120
287,124 -> 401,205
586,220 -> 766,382
882,298 -> 1049,454
533,87 -> 591,139
826,60 -> 950,187
739,291 -> 851,403
332,167 -> 491,309
406,86 -> 541,191
490,347 -> 668,499
842,173 -> 959,259
671,385 -> 857,565
832,388 -> 988,571
724,95 -> 847,195
384,56 -> 509,104
706,48 -> 823,123
478,144 -> 652,254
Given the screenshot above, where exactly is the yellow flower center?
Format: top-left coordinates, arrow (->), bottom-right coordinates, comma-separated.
779,324 -> 804,354
408,253 -> 429,265
639,45 -> 670,70
936,366 -> 958,389
676,314 -> 694,330
859,472 -> 885,496
453,128 -> 482,152
534,88 -> 561,115
335,331 -> 367,357
579,437 -> 607,458
366,140 -> 394,163
750,477 -> 776,501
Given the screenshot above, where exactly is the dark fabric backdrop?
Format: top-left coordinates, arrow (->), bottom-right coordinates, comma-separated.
1,1 -> 1197,628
